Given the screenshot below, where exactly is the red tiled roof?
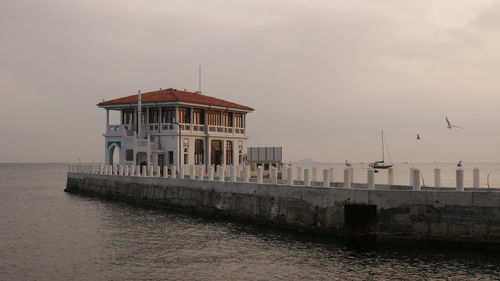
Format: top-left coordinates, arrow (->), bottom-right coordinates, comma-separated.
98,88 -> 254,111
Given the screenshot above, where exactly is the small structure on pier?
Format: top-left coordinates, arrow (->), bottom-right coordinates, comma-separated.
247,147 -> 283,171
98,88 -> 254,169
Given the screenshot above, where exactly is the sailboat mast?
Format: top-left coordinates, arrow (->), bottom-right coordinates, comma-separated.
381,130 -> 385,162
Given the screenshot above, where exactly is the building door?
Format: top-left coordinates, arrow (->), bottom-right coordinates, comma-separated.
211,140 -> 222,167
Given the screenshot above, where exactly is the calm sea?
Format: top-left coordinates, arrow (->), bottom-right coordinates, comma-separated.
2,163 -> 500,280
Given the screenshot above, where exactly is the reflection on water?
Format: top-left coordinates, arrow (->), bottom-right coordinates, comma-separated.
1,163 -> 500,280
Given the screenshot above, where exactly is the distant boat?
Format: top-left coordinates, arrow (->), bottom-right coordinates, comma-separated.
369,130 -> 393,170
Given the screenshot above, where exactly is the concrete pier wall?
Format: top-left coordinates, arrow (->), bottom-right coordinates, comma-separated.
66,173 -> 500,249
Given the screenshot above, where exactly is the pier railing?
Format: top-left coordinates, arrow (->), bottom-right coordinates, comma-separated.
68,163 -> 495,192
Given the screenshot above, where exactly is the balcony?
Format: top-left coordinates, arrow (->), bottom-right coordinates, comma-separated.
106,124 -> 134,136
109,123 -> 245,136
208,125 -> 245,135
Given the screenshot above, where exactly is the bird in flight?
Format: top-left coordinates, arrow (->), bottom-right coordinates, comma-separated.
446,117 -> 463,129
416,134 -> 421,140
457,160 -> 463,168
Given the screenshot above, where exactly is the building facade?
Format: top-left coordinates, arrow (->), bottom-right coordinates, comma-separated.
98,88 -> 253,170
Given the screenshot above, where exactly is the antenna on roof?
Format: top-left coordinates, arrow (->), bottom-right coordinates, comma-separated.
198,65 -> 202,94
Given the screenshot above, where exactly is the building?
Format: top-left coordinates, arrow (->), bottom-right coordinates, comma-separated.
247,147 -> 283,171
98,88 -> 254,170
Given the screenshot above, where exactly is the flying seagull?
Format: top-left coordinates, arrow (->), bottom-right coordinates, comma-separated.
457,160 -> 463,168
416,134 -> 421,140
345,160 -> 352,167
446,117 -> 463,129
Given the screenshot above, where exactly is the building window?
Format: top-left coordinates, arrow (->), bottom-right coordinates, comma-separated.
223,112 -> 233,127
193,109 -> 204,124
148,108 -> 159,123
162,107 -> 175,123
207,111 -> 221,126
184,148 -> 189,165
122,109 -> 134,125
226,141 -> 233,165
126,150 -> 134,161
179,107 -> 190,123
168,151 -> 174,165
195,139 -> 204,164
211,140 -> 223,166
238,149 -> 243,164
234,114 -> 243,128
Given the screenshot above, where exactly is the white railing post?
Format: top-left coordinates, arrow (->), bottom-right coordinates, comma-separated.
136,166 -> 141,176
155,166 -> 161,177
130,165 -> 135,177
179,166 -> 184,179
312,167 -> 317,182
367,169 -> 375,190
412,168 -> 421,191
296,167 -> 302,181
163,166 -> 168,178
270,166 -> 277,184
231,165 -> 237,182
434,168 -> 441,187
141,166 -> 146,177
171,166 -> 177,179
197,165 -> 204,180
344,168 -> 351,189
409,168 -> 414,186
189,165 -> 196,180
388,167 -> 394,185
148,166 -> 154,177
219,165 -> 225,182
456,169 -> 464,191
257,166 -> 263,184
243,166 -> 250,183
119,165 -> 124,176
329,167 -> 334,184
323,168 -> 330,187
287,167 -> 293,185
282,164 -> 288,181
208,165 -> 214,181
473,168 -> 480,188
304,169 -> 311,186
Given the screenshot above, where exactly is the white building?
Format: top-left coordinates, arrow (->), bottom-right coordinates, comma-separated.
98,88 -> 253,170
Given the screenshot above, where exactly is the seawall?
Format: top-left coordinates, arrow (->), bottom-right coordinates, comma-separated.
66,173 -> 500,249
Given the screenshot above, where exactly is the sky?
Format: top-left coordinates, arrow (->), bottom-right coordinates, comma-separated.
1,0 -> 500,163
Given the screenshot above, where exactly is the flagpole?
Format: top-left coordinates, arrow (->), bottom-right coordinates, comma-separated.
137,90 -> 142,139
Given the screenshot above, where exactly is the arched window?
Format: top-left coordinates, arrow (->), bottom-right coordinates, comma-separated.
195,139 -> 204,164
226,141 -> 233,165
184,147 -> 189,165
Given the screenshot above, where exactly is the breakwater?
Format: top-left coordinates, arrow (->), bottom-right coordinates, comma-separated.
66,164 -> 500,249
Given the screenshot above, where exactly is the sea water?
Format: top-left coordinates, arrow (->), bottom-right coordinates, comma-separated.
1,163 -> 500,280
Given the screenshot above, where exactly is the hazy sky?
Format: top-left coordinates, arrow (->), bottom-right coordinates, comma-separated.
1,0 -> 500,163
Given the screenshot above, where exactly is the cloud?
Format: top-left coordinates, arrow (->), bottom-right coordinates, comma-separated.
0,0 -> 499,162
